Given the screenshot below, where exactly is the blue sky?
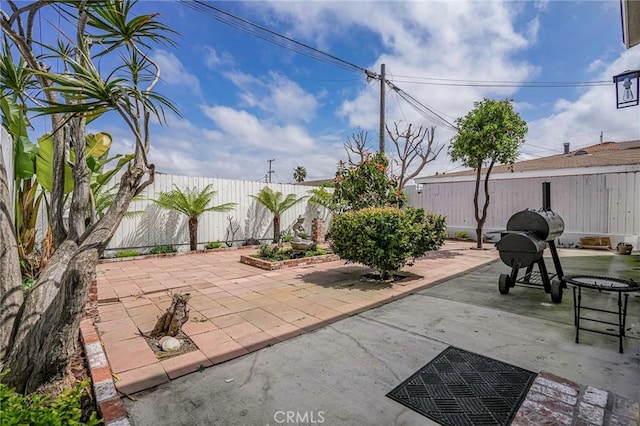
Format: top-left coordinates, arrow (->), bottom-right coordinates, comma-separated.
10,1 -> 640,182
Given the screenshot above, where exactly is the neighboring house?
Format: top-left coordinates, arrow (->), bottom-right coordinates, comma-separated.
410,141 -> 640,248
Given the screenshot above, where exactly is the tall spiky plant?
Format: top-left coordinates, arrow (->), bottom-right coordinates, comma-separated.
1,0 -> 179,393
250,186 -> 306,243
153,184 -> 236,250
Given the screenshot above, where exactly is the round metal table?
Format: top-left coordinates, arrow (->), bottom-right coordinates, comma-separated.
562,275 -> 640,353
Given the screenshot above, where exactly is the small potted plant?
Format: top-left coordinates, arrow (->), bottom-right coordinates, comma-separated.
617,242 -> 633,255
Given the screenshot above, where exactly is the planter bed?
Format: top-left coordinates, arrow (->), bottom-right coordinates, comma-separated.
99,244 -> 261,264
240,253 -> 340,271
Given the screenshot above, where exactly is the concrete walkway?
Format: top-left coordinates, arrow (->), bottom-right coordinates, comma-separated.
95,244 -> 640,425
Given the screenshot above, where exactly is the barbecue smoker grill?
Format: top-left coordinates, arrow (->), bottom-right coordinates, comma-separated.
496,183 -> 565,303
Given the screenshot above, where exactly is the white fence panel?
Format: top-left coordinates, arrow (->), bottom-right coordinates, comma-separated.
408,171 -> 640,246
107,174 -> 327,251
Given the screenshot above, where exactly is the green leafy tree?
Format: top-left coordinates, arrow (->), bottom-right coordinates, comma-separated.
0,0 -> 178,393
449,98 -> 527,248
153,184 -> 236,251
329,207 -> 447,280
250,186 -> 305,243
332,152 -> 405,212
293,166 -> 307,183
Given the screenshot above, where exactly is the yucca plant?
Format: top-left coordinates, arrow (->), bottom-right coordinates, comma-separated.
153,184 -> 236,251
250,186 -> 306,243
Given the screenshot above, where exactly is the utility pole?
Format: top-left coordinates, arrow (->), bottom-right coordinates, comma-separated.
379,63 -> 386,154
267,159 -> 275,183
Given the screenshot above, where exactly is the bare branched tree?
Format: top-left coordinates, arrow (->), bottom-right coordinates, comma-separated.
386,122 -> 444,191
343,130 -> 373,166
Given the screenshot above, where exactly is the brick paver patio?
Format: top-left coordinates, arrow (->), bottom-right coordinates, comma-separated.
95,241 -> 498,394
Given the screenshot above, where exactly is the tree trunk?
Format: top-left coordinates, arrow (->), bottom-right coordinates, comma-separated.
0,146 -> 23,365
1,166 -> 145,393
273,215 -> 280,243
188,217 -> 198,251
150,293 -> 191,337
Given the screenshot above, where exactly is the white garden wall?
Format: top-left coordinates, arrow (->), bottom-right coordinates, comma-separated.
407,169 -> 640,248
104,173 -> 330,252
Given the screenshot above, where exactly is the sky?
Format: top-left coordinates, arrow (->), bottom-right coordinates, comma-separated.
7,0 -> 640,183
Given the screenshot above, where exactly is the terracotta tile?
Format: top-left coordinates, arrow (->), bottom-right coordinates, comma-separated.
96,307 -> 126,322
181,319 -> 218,336
160,350 -> 212,379
188,295 -> 219,311
210,313 -> 246,328
200,305 -> 233,319
222,322 -> 262,340
136,320 -> 157,335
98,302 -> 127,314
273,309 -> 307,323
238,291 -> 264,301
106,345 -> 158,374
189,329 -> 233,352
236,332 -> 278,352
199,286 -> 225,295
206,340 -> 249,364
127,304 -> 162,318
264,324 -> 304,341
290,316 -> 324,331
96,317 -> 136,333
114,363 -> 168,395
99,326 -> 140,344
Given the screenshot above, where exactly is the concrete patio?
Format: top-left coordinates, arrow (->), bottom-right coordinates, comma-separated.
93,242 -> 640,425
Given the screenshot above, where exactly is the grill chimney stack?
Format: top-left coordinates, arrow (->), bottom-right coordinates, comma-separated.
563,142 -> 570,154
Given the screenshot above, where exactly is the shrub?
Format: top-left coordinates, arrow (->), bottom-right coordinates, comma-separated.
242,238 -> 261,246
115,249 -> 140,258
329,207 -> 446,279
332,152 -> 406,212
255,245 -> 327,262
279,231 -> 293,243
454,231 -> 470,240
149,245 -> 177,255
205,241 -> 222,249
0,377 -> 101,426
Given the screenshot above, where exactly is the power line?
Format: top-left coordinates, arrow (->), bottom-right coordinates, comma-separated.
391,74 -> 611,88
179,1 -> 368,75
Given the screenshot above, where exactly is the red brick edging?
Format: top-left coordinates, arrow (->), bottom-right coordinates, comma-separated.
239,253 -> 340,270
80,319 -> 130,426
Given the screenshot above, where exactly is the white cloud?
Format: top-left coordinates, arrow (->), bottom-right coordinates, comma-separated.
258,1 -> 536,138
526,47 -> 640,155
223,70 -> 319,122
587,59 -> 606,74
150,50 -> 201,96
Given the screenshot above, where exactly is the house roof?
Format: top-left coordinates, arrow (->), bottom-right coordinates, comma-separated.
427,140 -> 640,179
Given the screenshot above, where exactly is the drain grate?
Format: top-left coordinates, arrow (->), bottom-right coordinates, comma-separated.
387,346 -> 535,426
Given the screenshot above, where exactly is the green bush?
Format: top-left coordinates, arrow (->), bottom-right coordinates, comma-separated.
454,231 -> 470,240
205,241 -> 222,249
0,378 -> 101,426
329,207 -> 446,279
149,245 -> 177,255
115,250 -> 140,258
279,231 -> 293,243
255,245 -> 327,262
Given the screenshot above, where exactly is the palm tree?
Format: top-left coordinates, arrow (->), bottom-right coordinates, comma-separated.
153,184 -> 236,250
293,166 -> 307,183
250,186 -> 306,242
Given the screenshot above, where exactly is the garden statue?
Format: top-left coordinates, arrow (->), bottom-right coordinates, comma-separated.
291,215 -> 313,250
